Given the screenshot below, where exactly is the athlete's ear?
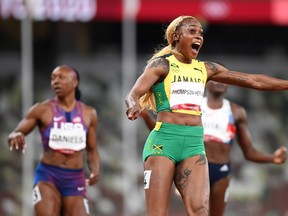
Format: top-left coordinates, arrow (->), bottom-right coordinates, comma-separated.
172,32 -> 179,42
73,79 -> 78,88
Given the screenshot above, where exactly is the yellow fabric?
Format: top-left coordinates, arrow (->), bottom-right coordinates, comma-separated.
156,54 -> 207,115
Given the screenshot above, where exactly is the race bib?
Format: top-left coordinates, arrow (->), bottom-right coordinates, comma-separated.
49,122 -> 86,151
170,82 -> 204,111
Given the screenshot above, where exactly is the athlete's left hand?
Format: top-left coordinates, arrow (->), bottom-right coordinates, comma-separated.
273,146 -> 287,164
86,173 -> 99,186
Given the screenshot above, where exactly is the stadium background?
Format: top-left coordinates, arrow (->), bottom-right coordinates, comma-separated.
1,0 -> 288,215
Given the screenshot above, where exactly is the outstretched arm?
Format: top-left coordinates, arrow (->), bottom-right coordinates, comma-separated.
232,103 -> 287,164
85,108 -> 100,186
205,62 -> 288,91
7,103 -> 42,153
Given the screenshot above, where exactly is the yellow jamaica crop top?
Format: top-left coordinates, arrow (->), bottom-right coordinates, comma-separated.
152,53 -> 207,116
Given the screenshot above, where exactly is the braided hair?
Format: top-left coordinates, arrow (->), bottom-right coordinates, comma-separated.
73,68 -> 82,100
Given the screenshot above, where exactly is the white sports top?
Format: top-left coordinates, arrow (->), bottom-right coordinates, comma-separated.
201,97 -> 236,145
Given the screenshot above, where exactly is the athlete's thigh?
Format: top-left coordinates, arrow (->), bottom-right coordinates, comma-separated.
144,156 -> 175,216
63,196 -> 90,216
33,182 -> 61,216
174,155 -> 209,214
210,176 -> 230,216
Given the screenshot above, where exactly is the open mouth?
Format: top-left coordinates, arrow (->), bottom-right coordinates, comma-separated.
191,42 -> 201,53
53,86 -> 62,93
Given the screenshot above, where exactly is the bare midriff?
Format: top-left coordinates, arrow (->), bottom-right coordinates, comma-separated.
157,111 -> 202,126
204,141 -> 231,163
41,149 -> 84,169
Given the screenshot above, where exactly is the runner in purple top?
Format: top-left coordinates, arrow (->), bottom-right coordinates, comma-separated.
8,65 -> 100,216
40,98 -> 88,153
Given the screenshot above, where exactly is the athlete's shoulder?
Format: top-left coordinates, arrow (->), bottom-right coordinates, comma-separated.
80,102 -> 98,118
149,54 -> 171,63
24,99 -> 51,119
146,56 -> 170,76
149,53 -> 172,65
30,99 -> 50,111
229,101 -> 243,111
230,101 -> 247,121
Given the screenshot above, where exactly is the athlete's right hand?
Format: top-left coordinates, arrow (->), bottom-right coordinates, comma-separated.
8,131 -> 27,153
125,95 -> 140,120
126,107 -> 141,120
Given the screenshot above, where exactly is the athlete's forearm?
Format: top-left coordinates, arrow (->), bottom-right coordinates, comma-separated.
87,149 -> 100,175
244,148 -> 274,163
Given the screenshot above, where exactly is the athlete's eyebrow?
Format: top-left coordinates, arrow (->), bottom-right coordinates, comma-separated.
186,24 -> 203,29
